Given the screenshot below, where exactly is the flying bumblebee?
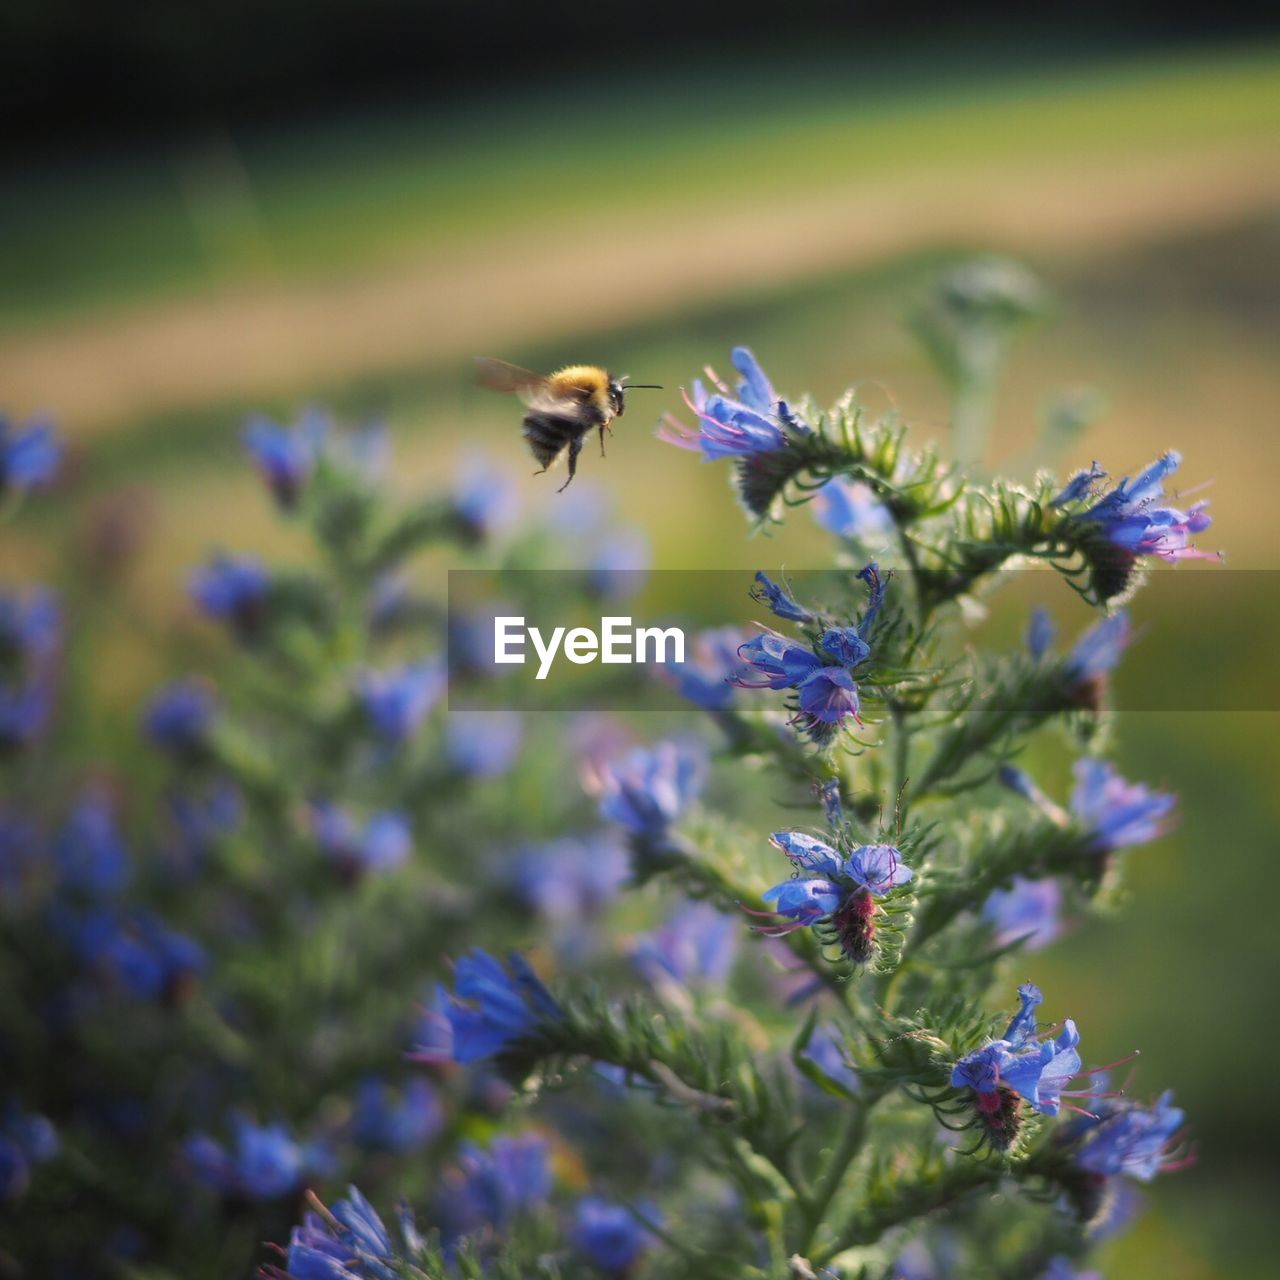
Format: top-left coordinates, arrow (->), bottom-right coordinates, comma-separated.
474,357 -> 662,492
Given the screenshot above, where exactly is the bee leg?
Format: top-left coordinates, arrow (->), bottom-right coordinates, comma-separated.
598,424 -> 608,458
557,438 -> 583,493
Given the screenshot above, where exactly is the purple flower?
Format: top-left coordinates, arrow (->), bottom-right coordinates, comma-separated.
632,901 -> 738,990
243,411 -> 325,507
796,666 -> 861,725
0,414 -> 61,493
1073,1090 -> 1186,1182
663,627 -> 748,711
571,1197 -> 659,1274
982,877 -> 1064,951
189,555 -> 271,636
750,572 -> 813,623
357,660 -> 445,742
351,1077 -> 442,1153
439,950 -> 563,1065
658,348 -> 796,459
446,711 -> 523,778
596,740 -> 705,840
143,678 -> 216,753
1070,759 -> 1174,852
811,477 -> 893,540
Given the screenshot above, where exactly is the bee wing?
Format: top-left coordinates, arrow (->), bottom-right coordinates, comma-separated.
473,357 -> 551,404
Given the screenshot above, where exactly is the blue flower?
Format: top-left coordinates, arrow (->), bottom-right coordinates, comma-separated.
0,1102 -> 58,1203
0,414 -> 61,493
819,627 -> 871,667
1070,452 -> 1215,563
243,411 -> 325,507
143,678 -> 216,753
1070,759 -> 1174,853
452,455 -> 519,543
761,832 -> 912,964
952,985 -> 1082,1123
310,804 -> 412,877
54,789 -> 129,897
663,627 -> 748,711
446,710 -> 524,778
357,660 -> 445,742
658,348 -> 797,459
1051,463 -> 1107,509
750,572 -> 813,623
1073,1090 -> 1186,1182
803,1023 -> 860,1093
283,1186 -> 399,1279
189,555 -> 271,635
439,950 -> 563,1065
733,632 -> 823,690
0,588 -> 60,666
510,833 -> 629,927
632,901 -> 738,990
811,477 -> 893,540
407,989 -> 455,1067
587,530 -> 650,599
596,740 -> 705,841
433,1135 -> 552,1245
1065,611 -> 1131,684
571,1197 -> 659,1274
1025,606 -> 1055,661
734,565 -> 884,732
351,1077 -> 442,1153
0,588 -> 60,748
762,877 -> 844,923
186,1116 -> 308,1199
982,877 -> 1064,951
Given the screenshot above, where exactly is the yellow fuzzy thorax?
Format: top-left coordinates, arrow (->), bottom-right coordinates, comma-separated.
549,364 -> 613,409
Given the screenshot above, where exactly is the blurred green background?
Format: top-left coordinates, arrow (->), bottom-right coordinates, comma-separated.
4,19 -> 1280,1278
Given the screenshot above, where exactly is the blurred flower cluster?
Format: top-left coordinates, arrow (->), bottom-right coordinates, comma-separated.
1,265 -> 1212,1279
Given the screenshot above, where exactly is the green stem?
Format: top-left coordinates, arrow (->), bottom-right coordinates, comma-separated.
811,1158 -> 1003,1264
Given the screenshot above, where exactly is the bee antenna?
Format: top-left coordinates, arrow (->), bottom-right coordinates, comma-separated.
624,384 -> 664,390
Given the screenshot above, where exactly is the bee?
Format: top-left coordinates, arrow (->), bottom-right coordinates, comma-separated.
474,357 -> 662,492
